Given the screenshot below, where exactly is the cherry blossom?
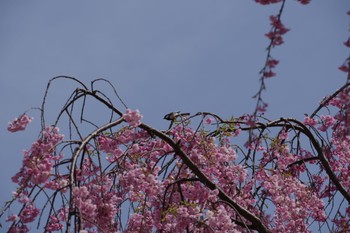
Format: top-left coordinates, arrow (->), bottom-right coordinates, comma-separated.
265,15 -> 290,47
304,116 -> 318,127
3,78 -> 350,232
297,0 -> 311,4
7,114 -> 33,132
255,0 -> 282,5
123,109 -> 143,127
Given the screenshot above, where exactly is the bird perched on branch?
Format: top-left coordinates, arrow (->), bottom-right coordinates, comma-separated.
163,112 -> 190,121
163,111 -> 190,129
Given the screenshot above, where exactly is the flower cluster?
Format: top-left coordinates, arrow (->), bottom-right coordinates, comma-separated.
5,103 -> 350,232
318,115 -> 335,131
329,87 -> 350,135
261,13 -> 289,79
258,171 -> 326,232
7,114 -> 33,132
110,125 -> 263,232
6,126 -> 64,231
19,204 -> 40,224
123,109 -> 143,127
265,15 -> 290,47
73,178 -> 120,232
304,116 -> 318,127
339,60 -> 350,73
5,194 -> 40,229
45,215 -> 63,232
11,126 -> 64,188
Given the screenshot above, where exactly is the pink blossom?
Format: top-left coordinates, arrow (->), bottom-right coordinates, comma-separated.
318,115 -> 335,131
18,193 -> 30,204
265,15 -> 289,47
6,80 -> 350,232
19,204 -> 39,223
7,114 -> 33,132
123,109 -> 143,127
265,31 -> 275,40
11,126 -> 64,189
339,64 -> 349,72
6,214 -> 18,222
255,0 -> 282,5
278,129 -> 289,140
45,215 -> 63,232
208,189 -> 219,202
98,135 -> 119,153
72,180 -> 120,232
297,0 -> 311,4
263,70 -> 276,78
267,58 -> 279,68
205,117 -> 213,124
257,101 -> 268,112
268,16 -> 290,36
344,39 -> 350,48
233,128 -> 242,137
303,116 -> 318,127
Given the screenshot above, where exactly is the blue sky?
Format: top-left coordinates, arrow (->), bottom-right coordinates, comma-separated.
0,0 -> 349,230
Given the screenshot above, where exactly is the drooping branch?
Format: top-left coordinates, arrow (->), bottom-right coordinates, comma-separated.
310,82 -> 350,118
139,123 -> 271,233
66,118 -> 124,233
283,118 -> 350,204
71,89 -> 271,232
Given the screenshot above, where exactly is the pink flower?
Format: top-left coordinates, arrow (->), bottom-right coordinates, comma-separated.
339,64 -> 349,72
45,215 -> 63,232
265,15 -> 289,47
297,0 -> 311,4
18,193 -> 30,204
19,204 -> 39,223
267,58 -> 279,68
98,135 -> 119,153
269,16 -> 290,35
344,39 -> 350,48
208,189 -> 219,202
265,31 -> 275,40
6,214 -> 18,222
123,109 -> 143,127
205,117 -> 213,124
255,0 -> 282,5
11,126 -> 64,188
263,70 -> 276,78
7,114 -> 33,132
318,115 -> 335,131
257,102 -> 268,112
304,116 -> 318,127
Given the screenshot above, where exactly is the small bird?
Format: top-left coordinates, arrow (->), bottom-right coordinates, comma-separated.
163,111 -> 190,121
163,112 -> 190,129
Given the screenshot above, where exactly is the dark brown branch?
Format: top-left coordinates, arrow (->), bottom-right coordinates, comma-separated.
310,82 -> 350,118
281,118 -> 350,203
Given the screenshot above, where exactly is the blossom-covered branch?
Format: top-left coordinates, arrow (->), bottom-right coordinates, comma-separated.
2,76 -> 350,232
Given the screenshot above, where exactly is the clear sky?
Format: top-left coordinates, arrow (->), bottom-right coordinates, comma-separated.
0,0 -> 349,231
